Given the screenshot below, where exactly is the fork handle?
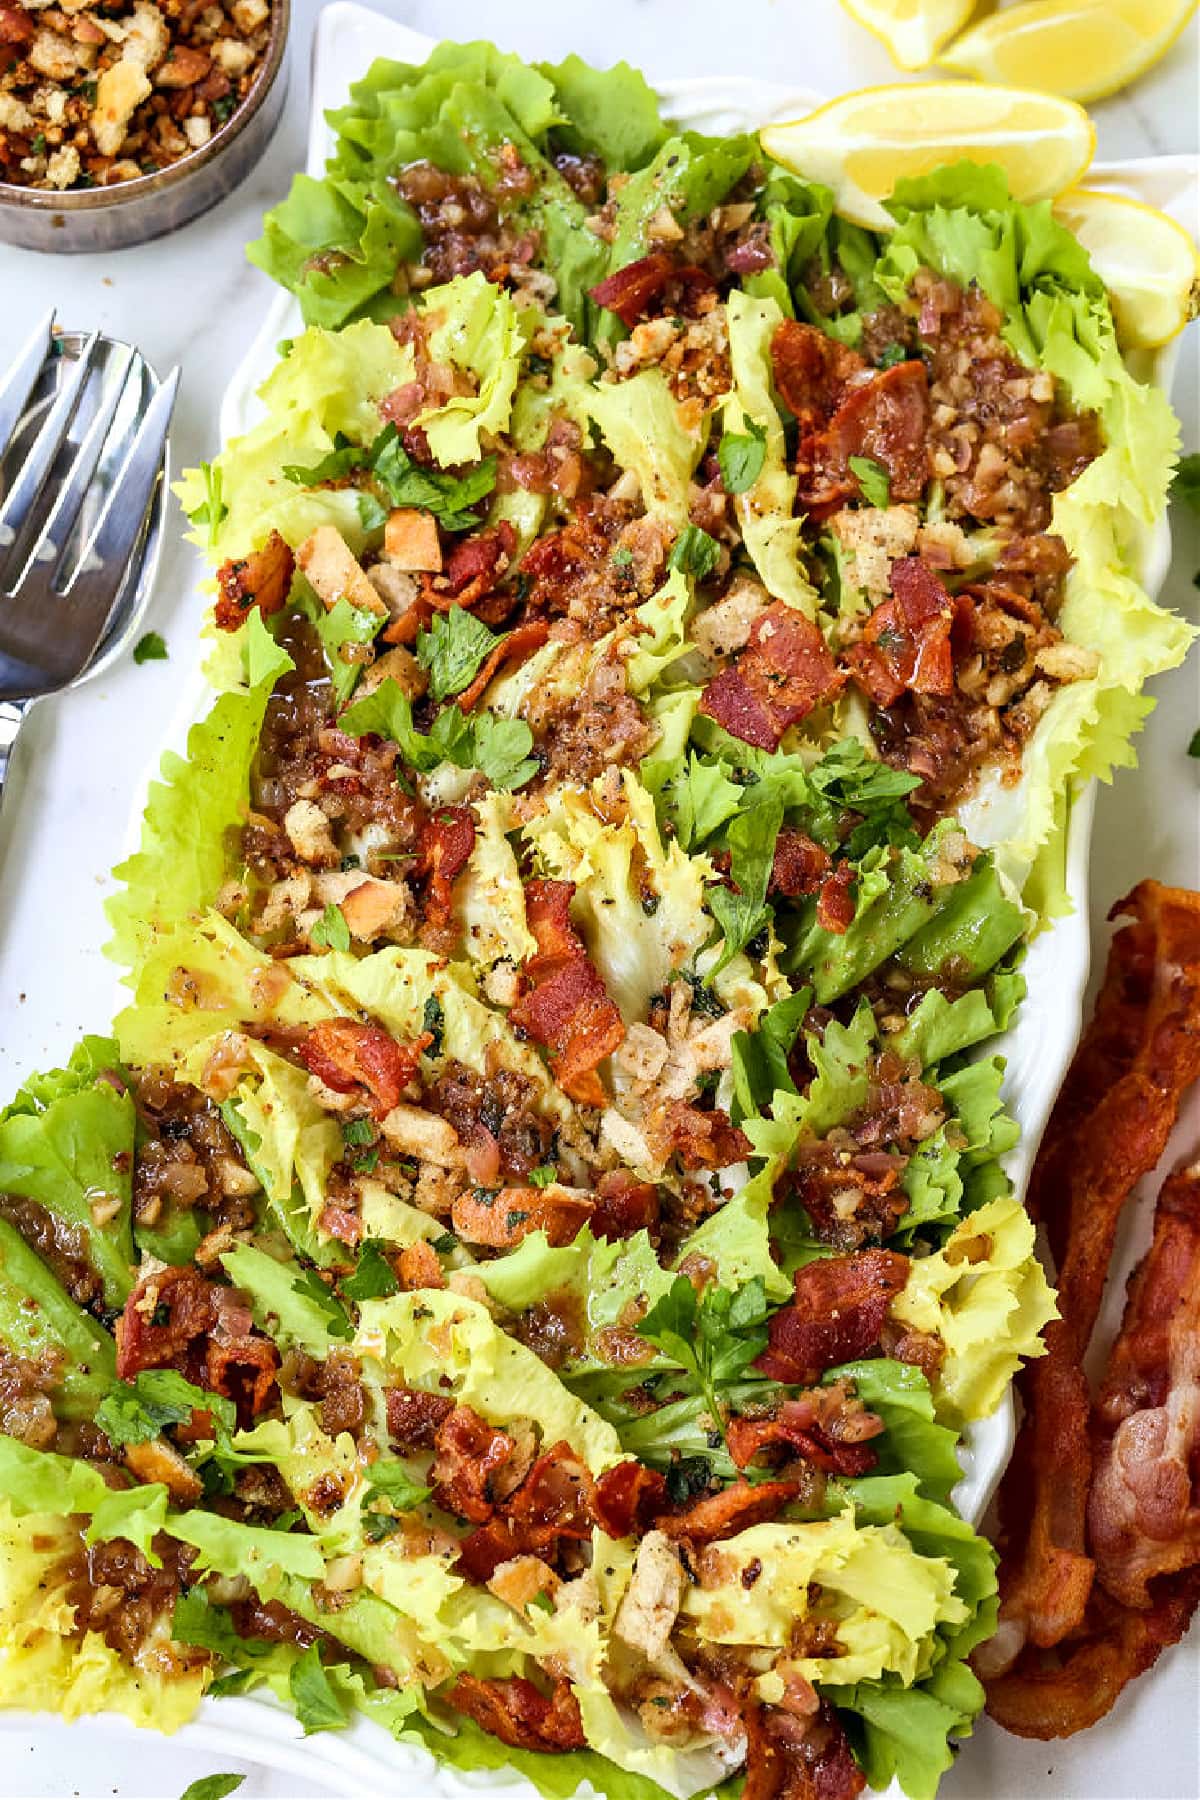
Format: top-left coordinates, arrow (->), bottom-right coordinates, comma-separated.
0,700 -> 25,795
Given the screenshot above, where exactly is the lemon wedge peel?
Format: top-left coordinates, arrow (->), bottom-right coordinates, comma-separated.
939,0 -> 1200,105
759,82 -> 1096,231
838,0 -> 980,72
1053,188 -> 1200,349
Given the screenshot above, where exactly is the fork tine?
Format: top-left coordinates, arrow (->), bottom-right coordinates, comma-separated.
29,344 -> 138,590
0,330 -> 99,576
59,366 -> 179,658
0,310 -> 55,471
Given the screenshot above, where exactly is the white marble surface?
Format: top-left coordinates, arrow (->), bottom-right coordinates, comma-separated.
0,2 -> 1197,1796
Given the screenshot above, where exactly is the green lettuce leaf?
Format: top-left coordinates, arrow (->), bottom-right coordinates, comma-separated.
0,1037 -> 134,1308
0,1216 -> 116,1418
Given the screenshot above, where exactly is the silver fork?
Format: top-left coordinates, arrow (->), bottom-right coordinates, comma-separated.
0,311 -> 180,775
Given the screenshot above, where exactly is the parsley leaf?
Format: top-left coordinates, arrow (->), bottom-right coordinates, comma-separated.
373,432 -> 497,530
529,1164 -> 557,1187
636,1275 -> 772,1444
1189,727 -> 1200,758
281,432 -> 362,486
341,1238 -> 399,1302
310,903 -> 350,952
341,1118 -> 374,1147
730,983 -> 812,1124
470,712 -> 540,790
178,1776 -> 245,1800
97,1370 -> 235,1448
361,1456 -> 433,1537
293,1269 -> 353,1341
707,788 -> 784,972
187,462 -> 228,549
848,454 -> 891,509
416,606 -> 502,702
302,594 -> 381,708
133,631 -> 168,665
1171,452 -> 1200,516
668,525 -> 720,581
289,1643 -> 347,1734
357,491 -> 389,533
718,419 -> 767,494
875,342 -> 909,371
339,679 -> 537,792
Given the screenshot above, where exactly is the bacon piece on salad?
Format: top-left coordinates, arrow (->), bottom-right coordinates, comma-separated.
845,556 -> 960,708
985,883 -> 1200,1677
743,1698 -> 867,1800
449,1674 -> 586,1752
590,1169 -> 661,1241
213,530 -> 294,631
509,878 -> 625,1107
756,1250 -> 909,1385
592,1461 -> 669,1539
699,602 -> 845,751
726,1385 -> 885,1477
455,618 -> 551,712
298,1019 -> 426,1120
1088,1161 -> 1200,1610
421,521 -> 517,618
457,1442 -> 596,1581
385,1386 -> 454,1451
429,1404 -> 527,1525
589,252 -> 716,328
799,360 -> 931,516
816,863 -> 857,934
115,1265 -> 215,1381
659,1478 -> 804,1545
770,829 -> 831,898
770,319 -> 867,436
416,804 -> 476,944
451,1183 -> 594,1250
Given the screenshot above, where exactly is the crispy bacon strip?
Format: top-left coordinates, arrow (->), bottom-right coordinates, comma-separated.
429,1404 -> 523,1525
770,320 -> 867,437
420,521 -> 517,616
726,1386 -> 884,1478
770,829 -> 831,899
592,1461 -> 669,1539
299,1019 -> 425,1121
214,530 -> 294,632
651,1099 -> 751,1171
845,557 -> 960,708
984,883 -> 1200,1678
756,1250 -> 909,1385
386,1386 -> 454,1450
1088,1162 -> 1200,1609
449,1674 -> 586,1752
455,618 -> 551,712
589,253 -> 716,328
743,1698 -> 866,1800
509,878 -> 625,1107
657,1477 -> 802,1544
458,1441 -> 596,1582
115,1266 -> 215,1381
984,1568 -> 1200,1741
416,804 -> 477,944
590,1169 -> 660,1242
700,602 -> 845,751
798,361 -> 930,516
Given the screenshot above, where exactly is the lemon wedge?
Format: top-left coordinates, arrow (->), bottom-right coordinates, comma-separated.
759,84 -> 1095,231
838,0 -> 981,71
1054,188 -> 1200,349
939,0 -> 1198,104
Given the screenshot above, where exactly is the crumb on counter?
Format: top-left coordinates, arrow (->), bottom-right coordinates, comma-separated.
0,0 -> 274,191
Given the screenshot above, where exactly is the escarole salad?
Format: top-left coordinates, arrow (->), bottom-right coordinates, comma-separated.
0,42 -> 1190,1800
